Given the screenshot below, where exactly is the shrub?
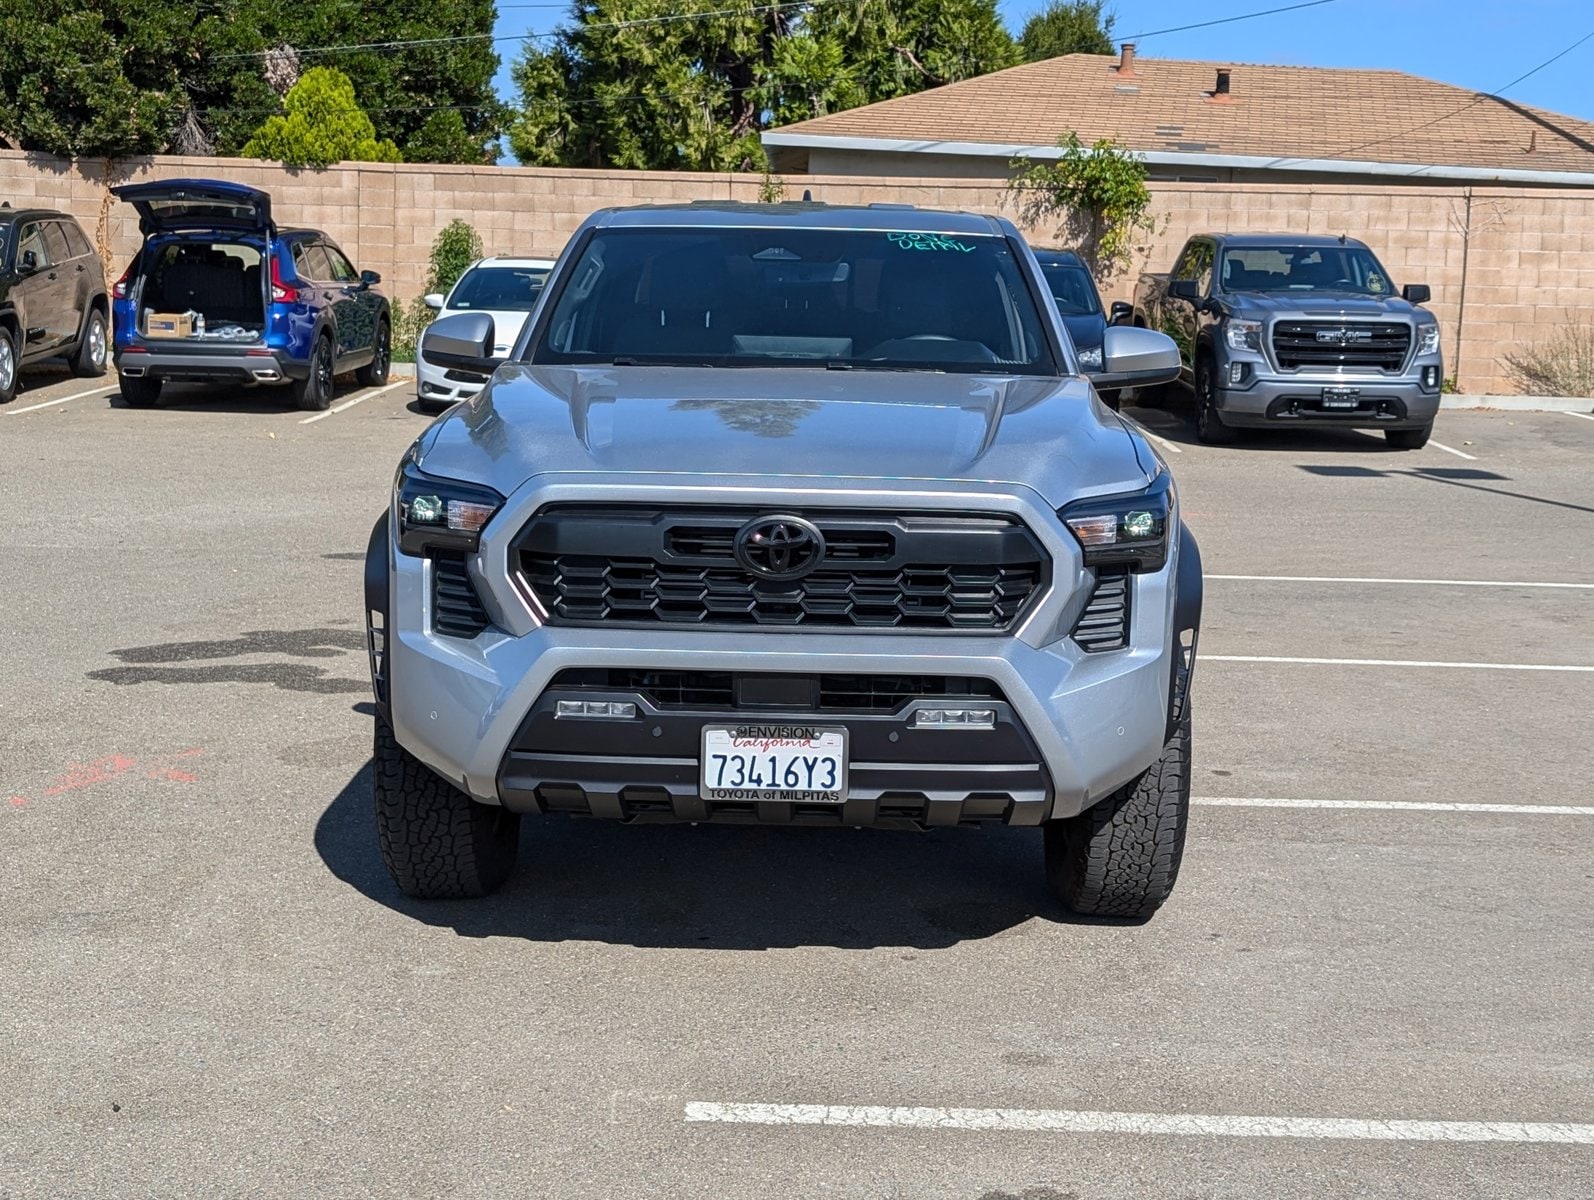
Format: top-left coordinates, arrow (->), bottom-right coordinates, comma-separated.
391,297 -> 434,364
1500,317 -> 1594,397
427,218 -> 484,295
1007,133 -> 1155,281
242,67 -> 401,170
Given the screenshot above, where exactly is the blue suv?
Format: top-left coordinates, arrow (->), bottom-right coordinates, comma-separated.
110,180 -> 391,410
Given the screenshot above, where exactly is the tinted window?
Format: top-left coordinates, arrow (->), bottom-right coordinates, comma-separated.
42,223 -> 73,265
293,242 -> 331,280
61,221 -> 94,259
322,243 -> 358,283
15,222 -> 50,268
449,265 -> 550,312
1038,263 -> 1101,316
535,228 -> 1056,374
1221,246 -> 1393,295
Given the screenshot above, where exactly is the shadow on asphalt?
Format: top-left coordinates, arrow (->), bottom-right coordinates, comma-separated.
313,761 -> 1098,950
1122,394 -> 1413,453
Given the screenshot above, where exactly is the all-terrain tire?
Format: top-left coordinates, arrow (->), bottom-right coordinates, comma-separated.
119,373 -> 161,408
69,307 -> 109,378
1386,423 -> 1432,450
1044,707 -> 1191,919
373,716 -> 520,899
355,318 -> 391,388
292,335 -> 335,411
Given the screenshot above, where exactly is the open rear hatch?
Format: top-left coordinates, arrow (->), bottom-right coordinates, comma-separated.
111,179 -> 273,236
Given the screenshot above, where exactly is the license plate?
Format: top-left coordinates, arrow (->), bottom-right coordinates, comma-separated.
1321,387 -> 1361,409
700,724 -> 847,803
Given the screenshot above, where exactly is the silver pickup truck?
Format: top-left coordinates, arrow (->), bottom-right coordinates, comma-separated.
364,202 -> 1201,919
1131,233 -> 1442,447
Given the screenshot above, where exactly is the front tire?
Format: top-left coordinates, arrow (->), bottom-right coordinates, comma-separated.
1194,355 -> 1235,445
1386,423 -> 1432,450
0,325 -> 17,404
118,373 -> 161,408
1043,707 -> 1191,919
70,308 -> 109,378
373,716 -> 520,899
292,335 -> 335,411
356,318 -> 391,388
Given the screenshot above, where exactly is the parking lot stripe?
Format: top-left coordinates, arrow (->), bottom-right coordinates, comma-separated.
1428,439 -> 1478,460
1206,654 -> 1594,673
4,386 -> 115,416
1566,411 -> 1594,422
683,1102 -> 1594,1144
1205,573 -> 1594,589
298,379 -> 409,424
1194,796 -> 1594,815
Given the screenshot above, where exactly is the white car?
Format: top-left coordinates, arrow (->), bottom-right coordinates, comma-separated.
415,256 -> 555,406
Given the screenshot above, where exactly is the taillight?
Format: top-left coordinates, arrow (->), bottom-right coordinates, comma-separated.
270,255 -> 300,304
112,262 -> 134,300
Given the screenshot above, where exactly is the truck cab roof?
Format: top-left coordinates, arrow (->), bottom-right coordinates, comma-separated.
1196,232 -> 1372,251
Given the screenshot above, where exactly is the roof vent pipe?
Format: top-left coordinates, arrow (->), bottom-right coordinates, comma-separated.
1117,43 -> 1136,76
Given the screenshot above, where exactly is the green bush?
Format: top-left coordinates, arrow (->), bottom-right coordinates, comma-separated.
391,297 -> 434,364
427,219 -> 484,294
242,67 -> 401,170
1007,133 -> 1155,281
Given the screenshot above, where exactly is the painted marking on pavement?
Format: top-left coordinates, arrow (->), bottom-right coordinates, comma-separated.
5,749 -> 205,811
1564,411 -> 1594,422
683,1103 -> 1594,1144
1427,439 -> 1478,460
1194,796 -> 1594,816
4,386 -> 116,415
1206,654 -> 1594,673
298,379 -> 409,424
1205,574 -> 1594,590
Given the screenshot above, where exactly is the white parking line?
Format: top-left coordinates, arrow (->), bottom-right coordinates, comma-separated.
683,1102 -> 1594,1144
298,379 -> 409,424
4,386 -> 116,416
1427,439 -> 1478,460
1205,573 -> 1594,589
1195,796 -> 1594,815
1206,654 -> 1594,673
1566,411 -> 1594,423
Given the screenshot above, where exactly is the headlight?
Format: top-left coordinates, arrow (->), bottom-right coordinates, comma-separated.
1061,470 -> 1173,573
1417,324 -> 1441,355
1076,345 -> 1103,371
1225,320 -> 1263,353
394,455 -> 504,557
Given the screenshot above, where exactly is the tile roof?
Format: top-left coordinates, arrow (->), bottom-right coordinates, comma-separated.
766,54 -> 1594,175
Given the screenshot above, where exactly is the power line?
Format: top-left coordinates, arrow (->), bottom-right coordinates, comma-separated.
1120,0 -> 1344,44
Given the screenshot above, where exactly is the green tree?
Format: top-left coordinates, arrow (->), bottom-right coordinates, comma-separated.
426,219 -> 485,294
1008,132 -> 1154,279
404,110 -> 497,166
1019,0 -> 1114,63
243,67 -> 402,168
508,0 -> 1018,171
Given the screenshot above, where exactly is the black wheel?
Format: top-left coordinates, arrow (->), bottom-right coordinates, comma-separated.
69,307 -> 109,378
1044,705 -> 1191,919
1194,355 -> 1235,445
356,318 -> 391,388
0,324 -> 17,404
118,373 -> 161,408
1386,424 -> 1432,450
373,716 -> 520,899
293,335 -> 335,411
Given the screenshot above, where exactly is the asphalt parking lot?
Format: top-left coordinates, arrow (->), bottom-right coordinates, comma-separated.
2,368 -> 1591,1198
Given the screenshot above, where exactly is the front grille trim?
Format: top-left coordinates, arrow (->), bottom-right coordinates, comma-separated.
1271,321 -> 1412,372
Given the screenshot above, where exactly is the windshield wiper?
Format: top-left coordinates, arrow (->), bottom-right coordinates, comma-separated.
608,355 -> 719,367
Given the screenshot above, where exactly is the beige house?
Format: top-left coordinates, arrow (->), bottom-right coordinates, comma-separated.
762,46 -> 1594,188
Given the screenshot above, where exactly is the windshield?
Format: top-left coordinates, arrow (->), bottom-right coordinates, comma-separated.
449,265 -> 550,312
533,227 -> 1057,374
1037,262 -> 1101,316
1220,246 -> 1394,295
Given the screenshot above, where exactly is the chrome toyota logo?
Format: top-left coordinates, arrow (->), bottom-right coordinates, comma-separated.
1315,328 -> 1373,345
734,515 -> 825,580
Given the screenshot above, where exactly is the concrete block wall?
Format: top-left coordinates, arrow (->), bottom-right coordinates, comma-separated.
3,150 -> 1589,393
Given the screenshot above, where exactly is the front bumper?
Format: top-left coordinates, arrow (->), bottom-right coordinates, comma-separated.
378,479 -> 1188,825
115,345 -> 298,385
415,352 -> 487,406
1215,375 -> 1441,430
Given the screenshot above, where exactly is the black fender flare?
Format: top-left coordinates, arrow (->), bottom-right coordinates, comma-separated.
365,509 -> 392,720
1167,521 -> 1202,738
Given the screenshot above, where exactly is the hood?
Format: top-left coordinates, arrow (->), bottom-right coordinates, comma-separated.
414,366 -> 1150,507
1224,291 -> 1426,319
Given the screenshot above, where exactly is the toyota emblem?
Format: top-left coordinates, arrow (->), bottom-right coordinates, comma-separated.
734,515 -> 825,580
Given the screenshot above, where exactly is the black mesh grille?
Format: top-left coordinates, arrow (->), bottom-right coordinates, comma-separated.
517,506 -> 1047,633
1272,322 -> 1411,371
548,669 -> 1005,713
433,555 -> 491,638
1072,569 -> 1130,652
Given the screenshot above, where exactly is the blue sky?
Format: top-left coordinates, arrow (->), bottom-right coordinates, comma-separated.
488,0 -> 1594,126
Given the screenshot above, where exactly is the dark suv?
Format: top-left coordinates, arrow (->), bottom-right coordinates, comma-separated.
0,204 -> 110,404
109,180 -> 391,410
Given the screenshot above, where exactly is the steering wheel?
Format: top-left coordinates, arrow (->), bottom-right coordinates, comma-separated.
1328,279 -> 1356,290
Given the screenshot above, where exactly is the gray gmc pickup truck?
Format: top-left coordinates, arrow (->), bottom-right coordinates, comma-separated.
1132,233 -> 1442,447
364,202 -> 1201,919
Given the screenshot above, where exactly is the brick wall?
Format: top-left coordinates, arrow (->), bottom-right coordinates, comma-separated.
4,149 -> 1590,393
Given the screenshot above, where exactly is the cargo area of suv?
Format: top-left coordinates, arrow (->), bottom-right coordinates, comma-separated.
129,239 -> 268,341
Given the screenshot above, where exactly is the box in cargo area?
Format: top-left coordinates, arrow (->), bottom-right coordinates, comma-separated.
145,312 -> 193,338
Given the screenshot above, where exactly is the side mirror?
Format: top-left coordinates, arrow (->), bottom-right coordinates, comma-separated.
423,293 -> 446,311
19,250 -> 39,274
1094,325 -> 1182,390
1108,300 -> 1134,325
359,269 -> 381,289
420,311 -> 498,378
1168,279 -> 1200,304
1402,283 -> 1431,305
